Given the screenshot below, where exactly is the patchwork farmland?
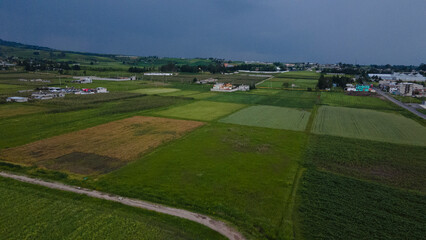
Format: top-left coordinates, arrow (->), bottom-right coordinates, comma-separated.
1,51 -> 425,239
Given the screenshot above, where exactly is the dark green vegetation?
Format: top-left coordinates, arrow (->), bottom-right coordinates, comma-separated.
305,134 -> 426,192
207,90 -> 318,109
296,169 -> 426,240
219,105 -> 310,131
93,124 -> 307,240
0,177 -> 226,240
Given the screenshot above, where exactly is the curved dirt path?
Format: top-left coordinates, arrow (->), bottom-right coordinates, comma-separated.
0,172 -> 246,240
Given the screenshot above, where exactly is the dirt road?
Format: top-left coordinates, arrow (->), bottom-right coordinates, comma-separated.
0,172 -> 246,240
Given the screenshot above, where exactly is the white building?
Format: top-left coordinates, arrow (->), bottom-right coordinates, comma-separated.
144,73 -> 173,76
6,97 -> 28,102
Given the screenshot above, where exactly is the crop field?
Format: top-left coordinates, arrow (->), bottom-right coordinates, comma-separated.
0,104 -> 46,118
0,177 -> 225,240
274,71 -> 320,80
312,106 -> 426,146
207,91 -> 318,109
129,88 -> 180,95
220,105 -> 310,131
188,92 -> 218,99
305,134 -> 426,192
1,116 -> 203,175
0,96 -> 189,149
160,90 -> 201,97
154,100 -> 245,121
93,123 -> 307,239
320,92 -> 399,110
258,78 -> 317,89
296,169 -> 426,240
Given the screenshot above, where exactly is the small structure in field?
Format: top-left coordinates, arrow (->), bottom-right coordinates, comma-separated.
96,87 -> 108,93
72,77 -> 93,84
144,73 -> 173,76
32,92 -> 65,100
6,96 -> 28,102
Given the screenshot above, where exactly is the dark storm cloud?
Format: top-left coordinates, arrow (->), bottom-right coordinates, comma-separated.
0,0 -> 425,64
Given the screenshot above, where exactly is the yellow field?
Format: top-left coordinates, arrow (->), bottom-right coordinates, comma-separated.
1,116 -> 204,174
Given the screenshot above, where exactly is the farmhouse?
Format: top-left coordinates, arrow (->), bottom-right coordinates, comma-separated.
96,87 -> 108,93
211,83 -> 250,92
6,96 -> 28,102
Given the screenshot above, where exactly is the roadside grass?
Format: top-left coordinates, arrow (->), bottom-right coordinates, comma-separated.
320,92 -> 399,110
0,96 -> 188,149
0,177 -> 226,240
0,103 -> 46,118
219,105 -> 310,131
392,95 -> 424,104
312,106 -> 426,146
305,134 -> 426,192
154,101 -> 245,121
295,169 -> 426,240
1,116 -> 204,175
129,88 -> 180,95
93,123 -> 307,240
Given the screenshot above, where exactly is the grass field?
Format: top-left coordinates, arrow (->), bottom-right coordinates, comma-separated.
296,169 -> 426,240
0,177 -> 225,240
320,92 -> 399,110
274,71 -> 320,80
258,78 -> 317,89
154,101 -> 245,121
312,106 -> 426,146
129,88 -> 180,95
305,134 -> 426,192
0,103 -> 46,118
93,123 -> 307,239
1,116 -> 203,175
220,105 -> 310,131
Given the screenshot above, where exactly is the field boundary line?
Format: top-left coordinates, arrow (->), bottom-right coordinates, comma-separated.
0,171 -> 246,240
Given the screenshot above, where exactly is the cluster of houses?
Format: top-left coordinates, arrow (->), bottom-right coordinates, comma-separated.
378,80 -> 424,97
6,86 -> 108,103
211,83 -> 250,92
345,84 -> 376,93
19,78 -> 51,83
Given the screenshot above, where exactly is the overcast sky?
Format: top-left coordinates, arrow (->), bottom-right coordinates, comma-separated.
1,0 -> 425,65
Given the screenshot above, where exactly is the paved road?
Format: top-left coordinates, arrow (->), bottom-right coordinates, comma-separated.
0,172 -> 246,240
374,87 -> 426,119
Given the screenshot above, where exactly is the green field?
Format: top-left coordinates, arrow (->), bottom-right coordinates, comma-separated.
154,101 -> 245,121
258,78 -> 317,89
220,105 -> 310,131
93,124 -> 307,239
296,169 -> 426,240
274,71 -> 320,80
207,91 -> 318,109
312,106 -> 426,146
0,177 -> 225,240
129,88 -> 180,95
320,92 -> 399,110
305,134 -> 426,192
